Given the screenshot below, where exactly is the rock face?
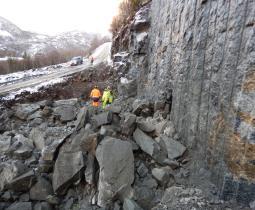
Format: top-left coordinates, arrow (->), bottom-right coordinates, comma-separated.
96,137 -> 134,207
112,0 -> 255,204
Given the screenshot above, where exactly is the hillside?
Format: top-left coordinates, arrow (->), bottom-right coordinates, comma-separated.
0,16 -> 99,57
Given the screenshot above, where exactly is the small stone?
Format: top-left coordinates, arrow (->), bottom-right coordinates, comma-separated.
137,163 -> 148,178
46,195 -> 60,205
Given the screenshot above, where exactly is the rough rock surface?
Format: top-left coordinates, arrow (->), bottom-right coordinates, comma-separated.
52,151 -> 84,195
96,137 -> 134,207
112,0 -> 255,204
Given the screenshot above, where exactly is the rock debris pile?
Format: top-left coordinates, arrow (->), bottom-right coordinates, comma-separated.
0,95 -> 246,210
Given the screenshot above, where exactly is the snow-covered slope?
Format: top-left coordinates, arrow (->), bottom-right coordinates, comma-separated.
0,16 -> 98,56
92,42 -> 112,64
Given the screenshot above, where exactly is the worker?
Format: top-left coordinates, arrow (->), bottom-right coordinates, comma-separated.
90,85 -> 101,107
102,86 -> 114,109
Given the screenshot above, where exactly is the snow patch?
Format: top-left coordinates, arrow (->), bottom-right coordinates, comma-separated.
120,77 -> 129,84
91,42 -> 112,65
0,61 -> 71,86
0,57 -> 24,61
1,78 -> 66,101
136,32 -> 148,42
0,29 -> 13,38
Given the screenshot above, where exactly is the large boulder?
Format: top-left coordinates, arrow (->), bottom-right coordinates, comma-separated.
53,105 -> 77,122
133,129 -> 166,163
74,107 -> 89,131
30,177 -> 54,201
14,104 -> 41,120
96,137 -> 134,207
52,151 -> 85,195
91,112 -> 113,128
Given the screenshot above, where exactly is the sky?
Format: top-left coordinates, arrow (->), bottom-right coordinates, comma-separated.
0,0 -> 122,35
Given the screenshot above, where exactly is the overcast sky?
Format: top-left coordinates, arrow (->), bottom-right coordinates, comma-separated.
0,0 -> 121,35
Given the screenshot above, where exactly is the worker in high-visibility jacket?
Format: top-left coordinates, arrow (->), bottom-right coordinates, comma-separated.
102,86 -> 114,109
90,85 -> 101,107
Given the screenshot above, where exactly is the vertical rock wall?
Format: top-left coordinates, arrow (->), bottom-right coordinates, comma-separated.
142,0 -> 255,203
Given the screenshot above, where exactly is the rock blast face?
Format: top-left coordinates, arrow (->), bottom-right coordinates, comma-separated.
112,0 -> 255,204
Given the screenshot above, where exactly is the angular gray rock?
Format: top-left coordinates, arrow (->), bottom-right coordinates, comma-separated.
0,162 -> 29,191
34,202 -> 53,210
133,128 -> 166,163
27,110 -> 43,121
85,153 -> 96,185
29,128 -> 45,150
136,162 -> 148,178
152,167 -> 172,186
123,198 -> 143,210
132,100 -> 152,116
122,113 -> 137,136
7,170 -> 36,192
74,107 -> 89,131
54,105 -> 77,122
6,202 -> 32,210
52,151 -> 84,195
100,125 -> 116,137
137,119 -> 155,133
41,134 -> 69,162
96,137 -> 134,207
0,135 -> 11,154
7,134 -> 34,160
160,136 -> 186,159
105,105 -> 122,114
30,177 -> 54,201
15,104 -> 41,120
91,111 -> 113,128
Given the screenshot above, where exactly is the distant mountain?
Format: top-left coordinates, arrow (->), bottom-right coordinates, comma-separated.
0,16 -> 99,57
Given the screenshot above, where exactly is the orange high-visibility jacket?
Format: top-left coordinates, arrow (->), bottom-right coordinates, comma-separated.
90,88 -> 101,98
